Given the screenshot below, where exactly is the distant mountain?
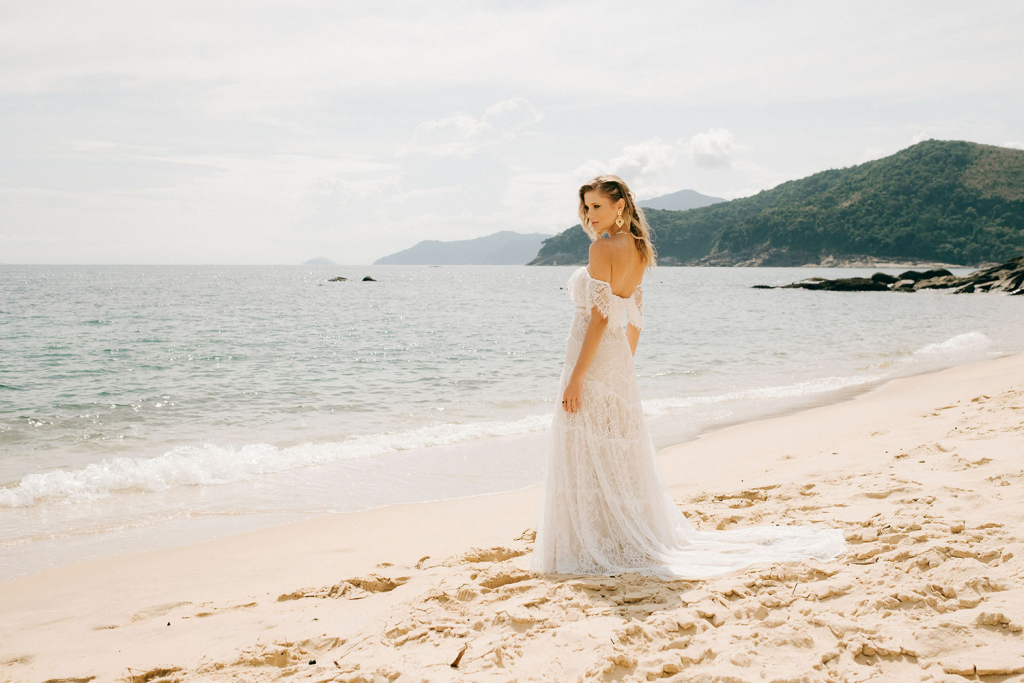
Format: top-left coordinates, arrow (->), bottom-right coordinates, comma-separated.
637,189 -> 725,211
530,140 -> 1024,267
374,231 -> 554,265
303,257 -> 339,266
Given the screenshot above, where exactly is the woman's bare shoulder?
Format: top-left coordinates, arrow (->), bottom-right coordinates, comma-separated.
591,236 -> 642,279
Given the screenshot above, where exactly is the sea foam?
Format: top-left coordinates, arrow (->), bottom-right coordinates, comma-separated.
912,331 -> 990,356
641,373 -> 887,417
0,413 -> 553,508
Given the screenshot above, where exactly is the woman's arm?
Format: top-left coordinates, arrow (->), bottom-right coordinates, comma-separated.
562,242 -> 612,413
562,304 -> 609,413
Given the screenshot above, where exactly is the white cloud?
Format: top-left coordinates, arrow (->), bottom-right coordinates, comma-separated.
687,128 -> 740,169
405,97 -> 543,157
910,131 -> 933,144
611,139 -> 678,180
1005,141 -> 1024,150
572,138 -> 679,199
481,97 -> 544,137
408,115 -> 489,157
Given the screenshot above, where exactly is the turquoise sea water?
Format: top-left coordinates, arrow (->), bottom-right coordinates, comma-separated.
1,264 -> 1022,579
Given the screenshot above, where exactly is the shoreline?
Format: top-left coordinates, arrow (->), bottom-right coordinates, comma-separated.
0,348 -> 998,582
2,352 -> 1024,680
6,262 -> 1022,587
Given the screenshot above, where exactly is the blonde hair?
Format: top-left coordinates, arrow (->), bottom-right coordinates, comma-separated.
577,175 -> 657,269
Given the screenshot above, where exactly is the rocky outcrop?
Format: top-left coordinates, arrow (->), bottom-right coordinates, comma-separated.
760,255 -> 1024,295
780,277 -> 890,292
896,268 -> 954,282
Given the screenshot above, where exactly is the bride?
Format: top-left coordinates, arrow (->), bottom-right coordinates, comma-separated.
530,175 -> 845,579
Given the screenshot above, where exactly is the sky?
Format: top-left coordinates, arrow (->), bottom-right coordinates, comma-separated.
1,1 -> 1022,265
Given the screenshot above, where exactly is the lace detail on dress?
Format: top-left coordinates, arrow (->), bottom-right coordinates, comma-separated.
531,267 -> 846,579
568,267 -> 613,320
626,284 -> 643,331
567,266 -> 642,330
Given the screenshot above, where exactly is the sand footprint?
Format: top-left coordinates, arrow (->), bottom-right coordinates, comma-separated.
475,563 -> 534,590
277,573 -> 410,601
123,666 -> 181,683
222,635 -> 344,670
445,545 -> 527,566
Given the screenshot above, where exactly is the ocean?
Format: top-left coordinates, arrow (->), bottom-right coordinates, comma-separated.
1,264 -> 1022,580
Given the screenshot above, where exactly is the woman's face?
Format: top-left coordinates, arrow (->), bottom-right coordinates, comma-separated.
583,190 -> 624,232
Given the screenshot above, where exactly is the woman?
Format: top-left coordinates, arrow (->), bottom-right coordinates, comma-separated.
530,175 -> 845,579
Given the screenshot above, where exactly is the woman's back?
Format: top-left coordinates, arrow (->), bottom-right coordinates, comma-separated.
590,233 -> 644,299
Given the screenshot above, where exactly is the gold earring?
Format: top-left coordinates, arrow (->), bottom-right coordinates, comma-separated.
615,209 -> 624,228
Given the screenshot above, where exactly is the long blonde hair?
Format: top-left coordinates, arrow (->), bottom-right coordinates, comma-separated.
577,175 -> 657,269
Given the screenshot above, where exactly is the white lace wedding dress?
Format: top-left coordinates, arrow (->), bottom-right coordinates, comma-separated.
530,266 -> 846,579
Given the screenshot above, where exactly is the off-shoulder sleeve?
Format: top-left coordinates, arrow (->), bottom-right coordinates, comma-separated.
586,275 -> 612,320
626,284 -> 643,330
568,267 -> 613,320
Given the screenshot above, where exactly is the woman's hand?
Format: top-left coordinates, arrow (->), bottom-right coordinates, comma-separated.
562,377 -> 582,413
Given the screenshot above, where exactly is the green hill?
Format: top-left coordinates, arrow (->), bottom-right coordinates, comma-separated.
374,231 -> 553,265
529,140 -> 1024,267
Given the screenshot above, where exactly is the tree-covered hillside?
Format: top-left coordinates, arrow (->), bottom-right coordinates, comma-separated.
529,141 -> 1024,266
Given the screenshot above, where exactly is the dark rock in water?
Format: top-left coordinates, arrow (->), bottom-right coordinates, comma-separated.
921,268 -> 953,279
825,278 -> 892,292
362,276 -> 377,281
328,276 -> 348,282
898,268 -> 953,282
756,254 -> 1024,295
751,284 -> 775,289
782,277 -> 890,292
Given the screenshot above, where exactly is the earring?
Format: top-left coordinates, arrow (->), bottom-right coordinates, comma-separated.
615,209 -> 624,228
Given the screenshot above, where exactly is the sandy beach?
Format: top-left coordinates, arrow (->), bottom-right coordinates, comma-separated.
2,353 -> 1023,682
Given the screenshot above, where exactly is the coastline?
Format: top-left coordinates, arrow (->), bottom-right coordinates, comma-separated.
6,263 -> 1022,586
2,353 -> 1024,681
0,339 -> 991,582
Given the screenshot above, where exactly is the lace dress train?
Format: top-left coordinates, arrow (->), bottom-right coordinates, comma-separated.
530,267 -> 846,579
